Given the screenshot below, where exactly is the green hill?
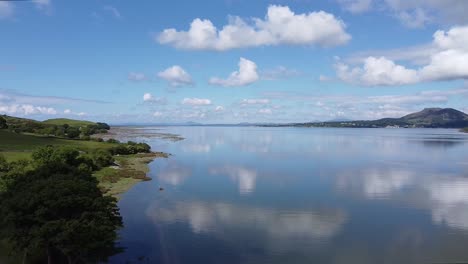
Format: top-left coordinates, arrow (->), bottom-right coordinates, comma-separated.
0,114 -> 110,139
43,118 -> 97,126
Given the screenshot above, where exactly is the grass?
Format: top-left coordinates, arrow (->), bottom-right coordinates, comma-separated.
94,152 -> 168,197
0,130 -> 169,196
0,130 -> 116,161
42,118 -> 96,127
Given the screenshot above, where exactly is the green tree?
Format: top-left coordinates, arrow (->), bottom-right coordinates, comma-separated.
0,116 -> 7,129
65,127 -> 80,139
0,147 -> 123,263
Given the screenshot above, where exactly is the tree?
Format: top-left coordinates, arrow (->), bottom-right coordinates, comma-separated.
0,146 -> 123,263
65,127 -> 80,139
0,116 -> 7,129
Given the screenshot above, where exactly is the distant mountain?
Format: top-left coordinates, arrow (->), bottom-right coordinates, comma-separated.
264,108 -> 468,128
399,108 -> 468,127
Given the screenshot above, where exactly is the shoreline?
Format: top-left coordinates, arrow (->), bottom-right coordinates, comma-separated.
94,152 -> 169,198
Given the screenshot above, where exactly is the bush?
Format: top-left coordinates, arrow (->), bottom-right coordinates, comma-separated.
0,116 -> 7,129
107,138 -> 120,144
110,142 -> 151,155
66,127 -> 80,138
90,149 -> 114,169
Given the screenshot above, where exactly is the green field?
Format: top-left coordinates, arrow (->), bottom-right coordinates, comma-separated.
42,118 -> 97,126
0,129 -> 167,197
0,130 -> 116,161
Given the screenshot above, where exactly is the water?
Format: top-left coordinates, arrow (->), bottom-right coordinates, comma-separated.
110,127 -> 468,264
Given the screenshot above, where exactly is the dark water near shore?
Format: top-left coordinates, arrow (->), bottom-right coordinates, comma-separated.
110,127 -> 468,264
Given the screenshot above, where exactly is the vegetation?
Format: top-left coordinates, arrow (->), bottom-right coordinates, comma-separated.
0,115 -> 162,197
0,116 -> 7,129
0,147 -> 123,263
1,115 -> 110,139
461,127 -> 468,133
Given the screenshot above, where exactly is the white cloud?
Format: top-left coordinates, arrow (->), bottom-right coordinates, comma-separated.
384,0 -> 468,26
338,0 -> 372,14
215,106 -> 225,112
128,72 -> 146,82
0,2 -> 14,19
335,56 -> 419,86
258,108 -> 273,115
0,103 -> 57,116
337,0 -> 468,27
157,65 -> 193,87
103,5 -> 121,19
64,109 -> 71,114
143,93 -> 166,104
153,111 -> 163,117
335,25 -> 468,86
209,58 -> 259,87
157,5 -> 350,51
396,8 -> 431,29
182,98 -> 212,106
240,99 -> 270,105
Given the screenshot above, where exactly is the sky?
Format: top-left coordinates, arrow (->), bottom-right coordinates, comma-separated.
1,0 -> 468,124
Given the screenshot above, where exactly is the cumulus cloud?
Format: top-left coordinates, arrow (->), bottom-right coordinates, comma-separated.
143,93 -> 166,104
128,72 -> 146,82
335,25 -> 468,86
157,65 -> 193,87
209,58 -> 259,87
153,111 -> 163,117
215,106 -> 225,112
157,5 -> 350,51
335,56 -> 419,86
181,98 -> 212,106
0,2 -> 14,19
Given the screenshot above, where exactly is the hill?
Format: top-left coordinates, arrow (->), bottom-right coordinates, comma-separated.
399,108 -> 468,127
0,114 -> 110,138
43,118 -> 97,126
265,108 -> 468,128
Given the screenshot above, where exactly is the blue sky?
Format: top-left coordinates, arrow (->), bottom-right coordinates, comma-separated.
1,0 -> 467,124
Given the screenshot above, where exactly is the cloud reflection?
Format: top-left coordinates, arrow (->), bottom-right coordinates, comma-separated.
147,200 -> 347,248
157,161 -> 192,186
209,166 -> 257,195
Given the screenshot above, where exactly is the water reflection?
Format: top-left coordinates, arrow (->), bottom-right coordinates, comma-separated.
111,127 -> 468,263
428,178 -> 468,230
209,166 -> 257,195
146,200 -> 347,247
157,160 -> 192,186
337,167 -> 415,199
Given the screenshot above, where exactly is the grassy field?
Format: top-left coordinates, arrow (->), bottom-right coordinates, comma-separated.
42,118 -> 96,126
0,130 -> 168,196
0,130 -> 116,161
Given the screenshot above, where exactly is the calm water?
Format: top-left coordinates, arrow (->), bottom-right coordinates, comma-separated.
110,127 -> 468,264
